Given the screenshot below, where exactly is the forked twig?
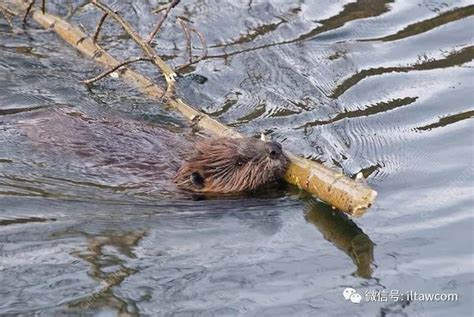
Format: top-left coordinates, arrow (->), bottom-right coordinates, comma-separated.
147,0 -> 180,44
83,57 -> 153,85
91,1 -> 176,79
175,24 -> 208,71
22,0 -> 45,21
92,12 -> 108,43
91,0 -> 177,99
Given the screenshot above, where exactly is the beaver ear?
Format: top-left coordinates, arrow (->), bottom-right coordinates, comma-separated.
191,171 -> 205,188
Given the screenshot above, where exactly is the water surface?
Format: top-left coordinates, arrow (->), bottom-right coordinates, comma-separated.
0,0 -> 473,316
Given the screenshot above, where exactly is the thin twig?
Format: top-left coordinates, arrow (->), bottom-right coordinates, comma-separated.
177,18 -> 192,65
1,5 -> 16,16
92,12 -> 108,43
64,0 -> 73,19
0,5 -> 14,29
190,27 -> 208,63
65,0 -> 88,20
151,6 -> 167,14
23,0 -> 35,22
83,57 -> 153,85
175,25 -> 208,71
147,0 -> 180,44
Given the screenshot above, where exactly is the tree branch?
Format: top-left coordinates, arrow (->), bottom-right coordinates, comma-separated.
177,18 -> 192,65
147,0 -> 180,44
175,22 -> 208,71
92,12 -> 107,43
22,0 -> 35,22
8,0 -> 377,215
90,0 -> 176,97
83,57 -> 153,85
190,26 -> 207,63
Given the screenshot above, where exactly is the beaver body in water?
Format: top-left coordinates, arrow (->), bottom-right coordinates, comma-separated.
9,107 -> 287,195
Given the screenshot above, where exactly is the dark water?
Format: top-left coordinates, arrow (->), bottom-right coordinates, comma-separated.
1,0 -> 473,316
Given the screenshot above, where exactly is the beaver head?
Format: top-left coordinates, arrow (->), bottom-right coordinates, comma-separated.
174,137 -> 288,193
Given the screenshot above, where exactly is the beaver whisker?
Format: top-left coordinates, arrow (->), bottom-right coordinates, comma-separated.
211,166 -> 234,181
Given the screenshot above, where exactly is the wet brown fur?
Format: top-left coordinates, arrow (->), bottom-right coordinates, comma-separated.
174,137 -> 288,193
11,107 -> 287,195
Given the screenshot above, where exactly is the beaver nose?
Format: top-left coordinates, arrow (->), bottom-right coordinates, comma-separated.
266,141 -> 283,159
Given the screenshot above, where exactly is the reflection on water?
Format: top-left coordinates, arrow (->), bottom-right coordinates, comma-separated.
68,231 -> 144,316
1,0 -> 473,316
304,200 -> 374,279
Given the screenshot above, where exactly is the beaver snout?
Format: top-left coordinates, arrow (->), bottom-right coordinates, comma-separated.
266,141 -> 283,159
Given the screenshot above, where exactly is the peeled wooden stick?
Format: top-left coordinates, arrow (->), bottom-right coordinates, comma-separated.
8,0 -> 377,215
284,153 -> 376,216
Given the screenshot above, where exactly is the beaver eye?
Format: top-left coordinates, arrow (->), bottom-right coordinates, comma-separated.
235,157 -> 247,167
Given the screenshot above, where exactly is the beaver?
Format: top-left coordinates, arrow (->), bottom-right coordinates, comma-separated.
175,137 -> 288,193
9,107 -> 288,196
